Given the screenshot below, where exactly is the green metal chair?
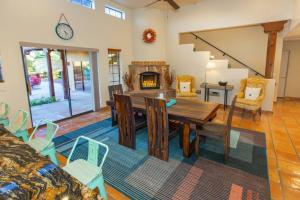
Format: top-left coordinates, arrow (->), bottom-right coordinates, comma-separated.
63,136 -> 109,200
6,109 -> 30,142
27,120 -> 59,165
0,102 -> 10,126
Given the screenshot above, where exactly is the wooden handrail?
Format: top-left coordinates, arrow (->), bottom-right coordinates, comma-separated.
190,32 -> 265,77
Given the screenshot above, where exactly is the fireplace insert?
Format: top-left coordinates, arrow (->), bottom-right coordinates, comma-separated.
140,71 -> 160,90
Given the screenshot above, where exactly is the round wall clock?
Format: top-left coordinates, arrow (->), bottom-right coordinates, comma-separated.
143,29 -> 156,43
55,14 -> 74,40
56,23 -> 74,40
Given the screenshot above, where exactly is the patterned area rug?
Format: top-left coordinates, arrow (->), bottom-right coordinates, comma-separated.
54,119 -> 270,200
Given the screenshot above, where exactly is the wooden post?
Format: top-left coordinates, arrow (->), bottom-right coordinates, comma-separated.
59,50 -> 70,99
46,49 -> 55,98
262,21 -> 287,78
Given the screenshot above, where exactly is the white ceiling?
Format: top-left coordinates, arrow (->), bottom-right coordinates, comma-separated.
110,0 -> 200,9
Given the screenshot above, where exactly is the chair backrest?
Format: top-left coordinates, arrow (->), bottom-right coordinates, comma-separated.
239,78 -> 268,99
114,94 -> 136,149
108,84 -> 123,101
8,110 -> 29,133
67,136 -> 109,174
0,102 -> 9,119
226,96 -> 237,131
145,97 -> 169,161
29,120 -> 59,143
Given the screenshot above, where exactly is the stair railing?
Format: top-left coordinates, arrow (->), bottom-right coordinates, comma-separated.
190,32 -> 265,77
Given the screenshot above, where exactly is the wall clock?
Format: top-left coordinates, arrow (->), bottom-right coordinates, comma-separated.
56,14 -> 74,40
143,28 -> 156,43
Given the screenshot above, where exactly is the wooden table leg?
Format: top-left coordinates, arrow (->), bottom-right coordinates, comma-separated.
183,123 -> 195,157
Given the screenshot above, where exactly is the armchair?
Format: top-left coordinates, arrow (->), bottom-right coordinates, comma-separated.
236,77 -> 268,120
176,75 -> 197,97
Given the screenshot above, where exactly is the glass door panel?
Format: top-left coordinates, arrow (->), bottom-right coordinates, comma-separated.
66,51 -> 94,116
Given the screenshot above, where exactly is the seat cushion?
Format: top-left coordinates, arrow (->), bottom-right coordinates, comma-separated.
27,138 -> 53,152
63,159 -> 100,185
236,97 -> 261,111
198,122 -> 227,138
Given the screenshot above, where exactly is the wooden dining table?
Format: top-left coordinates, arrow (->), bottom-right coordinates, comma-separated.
0,125 -> 98,200
107,93 -> 220,157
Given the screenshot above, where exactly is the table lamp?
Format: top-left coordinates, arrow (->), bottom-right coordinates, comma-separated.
204,61 -> 216,84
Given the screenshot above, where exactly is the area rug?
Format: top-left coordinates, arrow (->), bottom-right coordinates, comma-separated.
54,119 -> 270,200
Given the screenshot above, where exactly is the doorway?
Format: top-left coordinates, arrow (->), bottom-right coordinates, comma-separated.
21,46 -> 97,126
278,50 -> 290,97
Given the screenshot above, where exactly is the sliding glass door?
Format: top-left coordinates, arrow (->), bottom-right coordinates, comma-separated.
66,51 -> 93,116
22,47 -> 94,126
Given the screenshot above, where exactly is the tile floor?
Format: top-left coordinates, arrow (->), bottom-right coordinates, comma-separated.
55,98 -> 300,200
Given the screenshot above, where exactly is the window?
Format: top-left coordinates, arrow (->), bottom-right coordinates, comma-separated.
105,6 -> 125,20
71,0 -> 95,9
108,49 -> 121,86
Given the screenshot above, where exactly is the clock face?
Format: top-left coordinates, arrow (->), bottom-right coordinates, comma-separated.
55,23 -> 74,40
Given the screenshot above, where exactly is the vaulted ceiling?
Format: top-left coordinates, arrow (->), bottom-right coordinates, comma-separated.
111,0 -> 200,9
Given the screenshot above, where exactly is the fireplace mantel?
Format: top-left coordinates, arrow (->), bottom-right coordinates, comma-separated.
128,61 -> 170,91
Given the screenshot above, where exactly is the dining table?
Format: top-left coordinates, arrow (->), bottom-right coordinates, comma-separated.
107,92 -> 220,157
0,125 -> 98,200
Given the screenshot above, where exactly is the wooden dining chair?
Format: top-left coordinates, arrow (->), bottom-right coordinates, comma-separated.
108,84 -> 123,126
114,94 -> 147,149
195,96 -> 237,160
144,97 -> 182,161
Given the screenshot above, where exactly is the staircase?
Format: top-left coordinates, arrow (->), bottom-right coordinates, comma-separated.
181,32 -> 266,78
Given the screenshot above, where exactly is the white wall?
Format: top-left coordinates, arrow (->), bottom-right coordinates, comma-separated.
180,25 -> 268,75
0,0 -> 133,127
291,0 -> 300,29
132,8 -> 167,61
166,0 -> 293,101
282,40 -> 300,98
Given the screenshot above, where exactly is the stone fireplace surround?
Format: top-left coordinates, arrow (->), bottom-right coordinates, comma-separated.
128,61 -> 170,91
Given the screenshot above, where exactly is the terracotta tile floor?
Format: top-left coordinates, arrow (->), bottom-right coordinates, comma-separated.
55,98 -> 300,200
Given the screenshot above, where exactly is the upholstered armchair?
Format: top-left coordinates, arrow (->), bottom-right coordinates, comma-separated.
176,75 -> 197,97
236,77 -> 268,120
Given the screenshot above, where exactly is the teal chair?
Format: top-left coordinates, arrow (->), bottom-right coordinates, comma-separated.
63,136 -> 109,200
0,102 -> 10,126
27,120 -> 59,165
6,110 -> 30,142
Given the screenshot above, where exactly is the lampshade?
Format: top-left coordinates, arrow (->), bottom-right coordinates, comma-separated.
206,61 -> 216,69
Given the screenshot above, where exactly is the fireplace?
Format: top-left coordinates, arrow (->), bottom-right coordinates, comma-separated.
140,72 -> 160,90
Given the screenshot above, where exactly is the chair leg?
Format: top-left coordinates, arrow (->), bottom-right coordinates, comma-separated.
47,149 -> 59,165
179,129 -> 183,149
224,134 -> 229,160
111,110 -> 117,127
259,107 -> 262,116
252,110 -> 257,121
195,135 -> 200,155
97,175 -> 108,200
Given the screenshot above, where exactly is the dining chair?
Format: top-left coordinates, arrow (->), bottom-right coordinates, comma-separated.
144,97 -> 182,161
114,94 -> 147,149
27,120 -> 59,165
63,136 -> 109,200
0,102 -> 10,126
6,109 -> 30,142
195,96 -> 237,160
108,84 -> 123,126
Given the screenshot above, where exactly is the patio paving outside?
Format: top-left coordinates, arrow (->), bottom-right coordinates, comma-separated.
30,79 -> 93,126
